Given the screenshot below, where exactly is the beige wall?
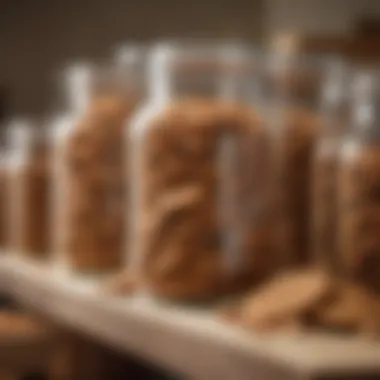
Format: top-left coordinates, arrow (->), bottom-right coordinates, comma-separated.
264,0 -> 380,39
0,0 -> 264,116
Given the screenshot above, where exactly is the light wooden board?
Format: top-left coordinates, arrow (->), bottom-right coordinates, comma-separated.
1,256 -> 380,380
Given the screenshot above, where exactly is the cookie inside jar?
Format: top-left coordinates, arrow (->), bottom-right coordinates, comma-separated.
131,42 -> 276,301
6,119 -> 51,260
265,52 -> 325,267
0,151 -> 7,251
337,71 -> 380,294
311,60 -> 352,274
55,49 -> 146,274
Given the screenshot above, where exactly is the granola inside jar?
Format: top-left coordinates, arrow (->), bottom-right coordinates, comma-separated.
0,151 -> 7,251
6,119 -> 51,259
129,42 -> 276,301
266,52 -> 324,266
337,71 -> 380,293
312,60 -> 351,274
53,48 -> 146,274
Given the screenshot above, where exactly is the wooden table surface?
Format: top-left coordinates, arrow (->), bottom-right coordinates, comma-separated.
1,256 -> 380,380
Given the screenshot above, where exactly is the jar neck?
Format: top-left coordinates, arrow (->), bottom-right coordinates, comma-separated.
64,64 -> 97,115
149,49 -> 221,101
320,60 -> 351,137
7,120 -> 31,154
148,43 -> 259,103
64,60 -> 145,115
115,44 -> 147,97
6,120 -> 48,162
267,52 -> 326,110
352,72 -> 380,142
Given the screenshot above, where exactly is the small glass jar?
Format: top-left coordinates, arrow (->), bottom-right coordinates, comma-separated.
311,60 -> 351,273
53,48 -> 146,274
6,119 -> 51,259
337,71 -> 380,292
266,52 -> 325,267
129,42 -> 275,301
0,146 -> 7,251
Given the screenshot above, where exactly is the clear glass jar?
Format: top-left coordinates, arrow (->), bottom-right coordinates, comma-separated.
54,48 -> 146,274
0,147 -> 7,251
6,119 -> 51,259
266,52 -> 325,267
337,71 -> 380,292
312,60 -> 351,273
129,42 -> 275,301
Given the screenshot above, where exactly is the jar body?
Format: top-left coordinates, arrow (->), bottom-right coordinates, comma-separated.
274,107 -> 320,266
337,137 -> 380,292
55,94 -> 138,274
130,97 -> 275,301
0,156 -> 7,250
311,135 -> 340,272
309,59 -> 350,273
7,129 -> 51,259
266,54 -> 325,266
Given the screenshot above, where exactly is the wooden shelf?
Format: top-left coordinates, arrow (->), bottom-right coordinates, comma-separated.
1,256 -> 380,380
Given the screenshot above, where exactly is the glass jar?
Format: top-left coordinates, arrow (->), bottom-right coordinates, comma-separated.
0,147 -> 7,251
129,42 -> 275,301
337,71 -> 380,293
6,119 -> 51,259
311,60 -> 351,273
266,52 -> 325,267
54,48 -> 146,274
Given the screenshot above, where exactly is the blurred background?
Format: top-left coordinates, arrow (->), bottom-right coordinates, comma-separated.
1,0 -> 380,116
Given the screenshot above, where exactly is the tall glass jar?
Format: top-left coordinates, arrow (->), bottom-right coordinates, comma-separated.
266,52 -> 324,267
54,48 -> 146,274
6,119 -> 51,259
312,60 -> 351,273
0,145 -> 7,251
337,71 -> 380,293
129,42 -> 275,302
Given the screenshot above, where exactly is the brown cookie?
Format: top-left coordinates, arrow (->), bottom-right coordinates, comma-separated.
137,99 -> 275,301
